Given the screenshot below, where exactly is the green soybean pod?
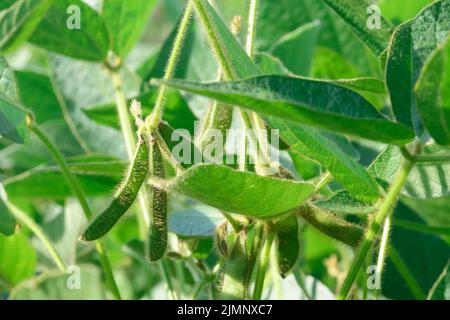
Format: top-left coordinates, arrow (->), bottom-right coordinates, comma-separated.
145,138 -> 168,261
81,137 -> 149,241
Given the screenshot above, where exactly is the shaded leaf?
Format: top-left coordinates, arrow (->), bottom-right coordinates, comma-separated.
168,206 -> 225,237
0,183 -> 16,236
275,215 -> 299,277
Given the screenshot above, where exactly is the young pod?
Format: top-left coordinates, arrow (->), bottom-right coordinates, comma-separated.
81,137 -> 149,241
145,136 -> 168,261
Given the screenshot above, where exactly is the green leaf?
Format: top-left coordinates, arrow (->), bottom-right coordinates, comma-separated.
402,196 -> 450,228
380,0 -> 435,24
254,53 -> 291,76
156,76 -> 414,145
168,206 -> 225,237
383,203 -> 450,299
0,56 -> 19,100
275,215 -> 299,277
415,35 -> 450,145
314,191 -> 374,215
270,20 -> 321,76
29,0 -> 110,61
386,0 -> 450,129
322,0 -> 392,55
0,92 -> 28,144
0,0 -> 53,52
0,233 -> 36,285
158,164 -> 315,219
4,159 -> 125,198
0,0 -> 16,10
83,89 -> 196,133
331,78 -> 386,94
0,183 -> 16,236
102,0 -> 157,58
270,120 -> 379,203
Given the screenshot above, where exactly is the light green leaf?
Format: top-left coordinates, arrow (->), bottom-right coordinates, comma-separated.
0,92 -> 28,144
0,233 -> 36,285
314,191 -> 374,215
4,159 -> 125,198
275,215 -> 299,277
380,0 -> 435,24
156,76 -> 414,145
322,0 -> 392,55
331,77 -> 386,94
0,0 -> 53,52
415,35 -> 450,145
270,20 -> 321,76
102,0 -> 157,58
158,164 -> 315,219
29,0 -> 110,61
254,53 -> 291,76
386,0 -> 450,129
0,56 -> 19,100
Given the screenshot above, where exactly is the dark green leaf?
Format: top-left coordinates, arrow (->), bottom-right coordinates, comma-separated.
275,215 -> 299,277
322,0 -> 392,55
156,76 -> 414,145
415,35 -> 450,145
386,0 -> 450,129
30,0 -> 110,61
102,0 -> 158,58
0,183 -> 16,236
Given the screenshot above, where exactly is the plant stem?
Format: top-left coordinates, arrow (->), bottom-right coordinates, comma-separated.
96,241 -> 122,299
28,119 -> 122,300
147,0 -> 194,129
337,159 -> 414,300
159,259 -> 179,300
245,0 -> 259,58
7,202 -> 66,273
374,216 -> 391,298
252,229 -> 275,300
413,154 -> 450,165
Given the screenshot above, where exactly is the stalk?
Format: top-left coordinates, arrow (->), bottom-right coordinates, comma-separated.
374,216 -> 391,298
159,259 -> 179,300
28,118 -> 122,300
147,0 -> 194,129
7,202 -> 66,273
252,229 -> 275,300
337,159 -> 414,300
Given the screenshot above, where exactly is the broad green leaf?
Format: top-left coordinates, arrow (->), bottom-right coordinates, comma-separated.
140,13 -> 195,89
102,0 -> 157,58
12,264 -> 105,299
402,195 -> 450,227
254,53 -> 291,76
82,89 -> 196,133
0,0 -> 16,10
275,215 -> 299,277
0,56 -> 18,100
314,191 -> 374,215
15,71 -> 63,124
193,0 -> 260,79
322,0 -> 392,55
312,47 -> 362,79
386,0 -> 450,129
4,159 -> 125,198
0,56 -> 28,144
29,0 -> 110,61
0,233 -> 36,285
158,164 -> 315,219
0,0 -> 53,52
0,92 -> 28,144
415,36 -> 450,145
168,206 -> 225,237
156,76 -> 414,145
331,78 -> 386,94
270,120 -> 379,203
383,203 -> 450,299
270,20 -> 321,76
0,183 -> 16,236
290,152 -> 321,180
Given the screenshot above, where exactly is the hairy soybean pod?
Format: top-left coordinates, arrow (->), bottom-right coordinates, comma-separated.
81,137 -> 149,241
145,138 -> 168,262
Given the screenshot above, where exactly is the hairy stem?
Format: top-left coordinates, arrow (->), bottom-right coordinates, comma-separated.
147,0 -> 194,129
374,216 -> 391,298
252,229 -> 275,300
7,202 -> 66,273
28,119 -> 122,300
337,159 -> 414,300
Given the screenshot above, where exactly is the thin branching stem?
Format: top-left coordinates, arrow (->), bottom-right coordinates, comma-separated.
252,227 -> 275,300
